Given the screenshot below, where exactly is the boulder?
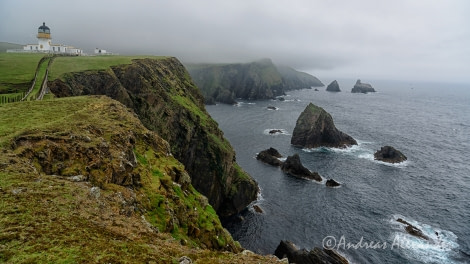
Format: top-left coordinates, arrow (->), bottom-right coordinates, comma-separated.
281,154 -> 322,181
326,179 -> 340,187
274,240 -> 349,264
351,79 -> 376,93
256,147 -> 283,167
326,80 -> 341,92
253,204 -> 264,213
267,106 -> 278,110
291,103 -> 357,149
374,146 -> 407,163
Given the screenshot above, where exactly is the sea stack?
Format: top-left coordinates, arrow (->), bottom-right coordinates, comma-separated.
326,80 -> 341,92
291,103 -> 357,149
351,79 -> 376,93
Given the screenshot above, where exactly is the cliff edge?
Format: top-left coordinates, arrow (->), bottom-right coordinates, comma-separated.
49,57 -> 257,217
0,96 -> 282,263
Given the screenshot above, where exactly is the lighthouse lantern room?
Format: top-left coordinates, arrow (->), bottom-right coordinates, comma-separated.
37,22 -> 51,51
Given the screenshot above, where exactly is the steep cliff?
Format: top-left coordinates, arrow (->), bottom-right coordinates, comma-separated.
186,59 -> 323,104
49,57 -> 258,217
0,96 -> 287,262
276,65 -> 324,90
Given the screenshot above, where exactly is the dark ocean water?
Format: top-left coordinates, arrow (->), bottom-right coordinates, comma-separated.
206,80 -> 470,264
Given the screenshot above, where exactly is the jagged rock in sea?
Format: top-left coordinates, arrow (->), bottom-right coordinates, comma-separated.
256,147 -> 283,167
280,154 -> 322,181
274,240 -> 349,264
291,103 -> 357,149
49,57 -> 257,217
326,179 -> 341,187
252,204 -> 264,213
374,146 -> 407,163
397,218 -> 430,240
351,79 -> 376,93
269,129 -> 283,135
326,80 -> 341,92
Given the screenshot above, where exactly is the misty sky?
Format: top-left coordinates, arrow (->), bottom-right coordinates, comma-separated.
1,0 -> 469,83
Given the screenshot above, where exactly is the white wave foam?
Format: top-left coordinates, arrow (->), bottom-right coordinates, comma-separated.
256,186 -> 264,201
389,215 -> 461,264
235,101 -> 256,107
302,141 -> 409,167
263,128 -> 290,136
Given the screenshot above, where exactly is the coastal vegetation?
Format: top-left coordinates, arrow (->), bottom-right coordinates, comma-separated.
0,53 -> 43,93
0,54 -> 272,262
48,56 -> 258,218
0,96 -> 278,263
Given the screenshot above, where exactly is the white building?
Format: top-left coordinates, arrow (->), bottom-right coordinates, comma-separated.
20,22 -> 83,55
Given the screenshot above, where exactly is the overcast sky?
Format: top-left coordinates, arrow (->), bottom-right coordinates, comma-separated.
1,0 -> 469,83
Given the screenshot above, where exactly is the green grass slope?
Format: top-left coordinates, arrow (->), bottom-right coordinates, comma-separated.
0,96 -> 277,263
0,53 -> 44,93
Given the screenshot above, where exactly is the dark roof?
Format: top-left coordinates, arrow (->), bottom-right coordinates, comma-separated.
38,22 -> 50,34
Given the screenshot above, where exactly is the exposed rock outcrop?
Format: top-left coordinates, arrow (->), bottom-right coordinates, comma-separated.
291,103 -> 357,149
256,147 -> 283,167
274,240 -> 349,264
49,57 -> 257,217
397,218 -> 429,240
374,146 -> 407,163
326,179 -> 341,187
351,79 -> 376,93
326,80 -> 341,92
281,154 -> 322,181
186,59 -> 323,104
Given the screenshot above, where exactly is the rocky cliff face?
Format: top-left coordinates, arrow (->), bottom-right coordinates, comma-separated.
49,57 -> 258,217
186,59 -> 323,104
291,103 -> 357,149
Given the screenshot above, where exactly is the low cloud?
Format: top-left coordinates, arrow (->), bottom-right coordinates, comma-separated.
1,0 -> 469,82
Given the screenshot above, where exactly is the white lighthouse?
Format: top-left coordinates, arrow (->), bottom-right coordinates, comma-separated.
20,22 -> 83,55
37,22 -> 51,51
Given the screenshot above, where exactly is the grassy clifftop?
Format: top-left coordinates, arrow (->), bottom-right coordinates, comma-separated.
0,96 -> 277,263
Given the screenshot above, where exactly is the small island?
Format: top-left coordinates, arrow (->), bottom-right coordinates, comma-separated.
351,79 -> 376,93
